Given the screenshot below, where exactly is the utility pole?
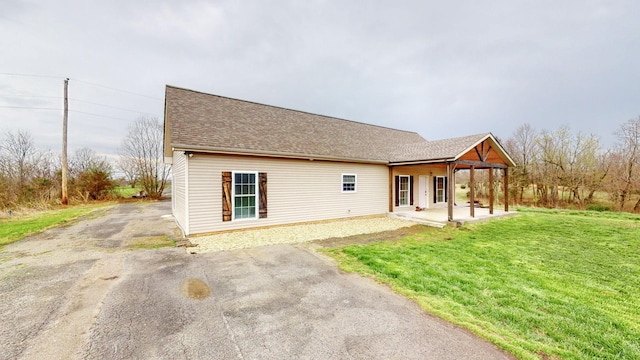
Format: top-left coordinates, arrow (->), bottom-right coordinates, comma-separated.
61,78 -> 69,205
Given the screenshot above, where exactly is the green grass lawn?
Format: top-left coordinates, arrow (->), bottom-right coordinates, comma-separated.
114,185 -> 143,198
0,203 -> 114,247
114,185 -> 172,199
324,208 -> 640,359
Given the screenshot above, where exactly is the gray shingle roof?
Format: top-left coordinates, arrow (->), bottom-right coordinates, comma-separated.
389,133 -> 490,162
164,85 -> 513,166
165,85 -> 426,162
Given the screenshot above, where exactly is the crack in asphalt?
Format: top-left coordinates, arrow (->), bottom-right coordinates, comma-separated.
220,309 -> 245,360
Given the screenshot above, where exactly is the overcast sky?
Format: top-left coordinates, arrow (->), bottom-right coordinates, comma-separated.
2,0 -> 639,161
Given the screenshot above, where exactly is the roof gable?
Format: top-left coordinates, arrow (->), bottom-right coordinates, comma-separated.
389,133 -> 516,167
390,133 -> 488,162
165,85 -> 425,162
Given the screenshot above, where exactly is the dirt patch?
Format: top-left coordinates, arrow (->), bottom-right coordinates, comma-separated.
124,235 -> 175,249
311,224 -> 434,247
180,278 -> 211,300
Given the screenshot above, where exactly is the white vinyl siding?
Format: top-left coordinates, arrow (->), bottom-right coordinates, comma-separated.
171,151 -> 188,235
185,155 -> 388,234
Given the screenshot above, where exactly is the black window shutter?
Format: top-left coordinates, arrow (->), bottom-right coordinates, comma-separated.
433,177 -> 437,203
222,172 -> 232,221
259,172 -> 267,219
444,176 -> 448,203
409,176 -> 414,205
394,176 -> 399,206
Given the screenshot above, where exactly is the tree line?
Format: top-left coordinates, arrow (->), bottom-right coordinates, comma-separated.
502,116 -> 640,212
0,117 -> 169,210
3,114 -> 639,213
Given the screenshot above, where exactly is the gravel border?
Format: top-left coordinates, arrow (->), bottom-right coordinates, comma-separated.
188,217 -> 416,253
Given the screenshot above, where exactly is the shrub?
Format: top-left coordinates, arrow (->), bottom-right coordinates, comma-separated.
586,204 -> 611,212
76,168 -> 116,201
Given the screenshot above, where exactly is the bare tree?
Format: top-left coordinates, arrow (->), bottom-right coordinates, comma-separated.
2,130 -> 37,191
504,123 -> 538,204
536,127 -> 568,206
0,130 -> 42,205
119,116 -> 170,199
70,147 -> 110,177
481,118 -> 640,211
612,116 -> 640,212
0,151 -> 10,207
559,132 -> 601,204
523,125 -> 604,207
607,150 -> 628,208
584,149 -> 610,203
117,156 -> 139,188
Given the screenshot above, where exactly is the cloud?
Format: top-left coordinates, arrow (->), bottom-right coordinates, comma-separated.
1,0 -> 639,157
0,0 -> 33,22
129,1 -> 225,44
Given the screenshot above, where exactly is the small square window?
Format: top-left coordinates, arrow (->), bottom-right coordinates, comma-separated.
342,174 -> 357,192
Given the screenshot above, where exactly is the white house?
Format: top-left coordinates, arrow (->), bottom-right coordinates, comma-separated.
163,85 -> 515,236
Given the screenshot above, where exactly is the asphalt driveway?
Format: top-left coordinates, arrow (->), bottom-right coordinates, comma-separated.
0,201 -> 513,360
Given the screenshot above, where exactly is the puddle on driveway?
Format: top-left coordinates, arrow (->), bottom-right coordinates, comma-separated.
180,278 -> 211,300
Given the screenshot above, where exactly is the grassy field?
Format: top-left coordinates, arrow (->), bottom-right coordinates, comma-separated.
455,181 -> 640,212
114,185 -> 143,198
324,208 -> 640,359
113,185 -> 172,199
0,203 -> 114,248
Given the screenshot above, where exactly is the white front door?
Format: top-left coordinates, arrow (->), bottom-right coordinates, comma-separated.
418,175 -> 428,208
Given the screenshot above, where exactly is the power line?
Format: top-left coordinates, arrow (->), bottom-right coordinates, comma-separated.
1,103 -> 158,118
0,93 -> 60,100
1,94 -> 156,113
0,72 -> 64,79
0,95 -> 158,116
70,79 -> 163,101
1,73 -> 163,101
0,105 -> 60,111
1,105 -> 145,121
70,98 -> 158,115
69,109 -> 141,122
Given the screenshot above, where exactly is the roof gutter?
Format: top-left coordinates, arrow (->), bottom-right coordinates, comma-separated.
171,144 -> 389,165
389,158 -> 456,166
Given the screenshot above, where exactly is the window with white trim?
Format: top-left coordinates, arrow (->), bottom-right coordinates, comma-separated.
435,176 -> 446,203
342,174 -> 357,192
399,175 -> 410,206
233,172 -> 258,220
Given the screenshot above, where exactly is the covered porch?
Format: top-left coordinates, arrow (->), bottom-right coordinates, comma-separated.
389,204 -> 515,228
388,133 -> 517,224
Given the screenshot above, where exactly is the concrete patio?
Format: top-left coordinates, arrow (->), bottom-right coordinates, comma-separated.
389,205 -> 515,228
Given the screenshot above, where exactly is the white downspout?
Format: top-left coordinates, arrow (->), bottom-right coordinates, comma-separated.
184,152 -> 190,236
